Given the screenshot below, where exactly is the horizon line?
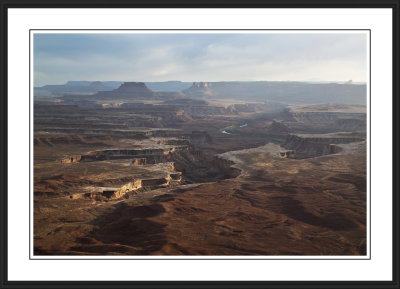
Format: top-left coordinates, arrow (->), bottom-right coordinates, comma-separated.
35,80 -> 367,87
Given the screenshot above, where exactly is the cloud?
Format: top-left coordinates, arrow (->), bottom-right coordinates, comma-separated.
33,33 -> 367,86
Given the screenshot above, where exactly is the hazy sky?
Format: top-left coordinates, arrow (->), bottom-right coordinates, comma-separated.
34,33 -> 367,86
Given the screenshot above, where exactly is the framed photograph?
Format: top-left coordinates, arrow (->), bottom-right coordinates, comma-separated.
1,1 -> 399,288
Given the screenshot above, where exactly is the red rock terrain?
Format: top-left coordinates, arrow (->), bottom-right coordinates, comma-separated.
33,98 -> 367,256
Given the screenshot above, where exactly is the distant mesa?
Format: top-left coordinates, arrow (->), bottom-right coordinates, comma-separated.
185,82 -> 215,97
191,82 -> 212,89
34,81 -> 118,98
38,80 -> 367,106
118,82 -> 149,89
114,82 -> 153,95
89,82 -> 155,100
89,81 -> 106,87
64,81 -> 122,88
184,81 -> 366,105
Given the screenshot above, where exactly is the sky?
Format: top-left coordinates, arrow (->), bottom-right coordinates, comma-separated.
33,33 -> 367,86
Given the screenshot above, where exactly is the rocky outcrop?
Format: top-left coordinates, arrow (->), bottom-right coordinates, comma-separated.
183,82 -> 215,98
95,171 -> 183,201
141,178 -> 169,187
169,172 -> 182,181
131,158 -> 147,166
72,168 -> 183,201
212,157 -> 241,179
61,155 -> 82,163
61,147 -> 189,163
83,192 -> 101,200
106,180 -> 143,200
166,162 -> 175,171
282,133 -> 363,158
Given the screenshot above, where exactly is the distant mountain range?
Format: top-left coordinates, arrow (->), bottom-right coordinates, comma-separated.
184,81 -> 367,105
35,80 -> 367,106
34,81 -> 193,97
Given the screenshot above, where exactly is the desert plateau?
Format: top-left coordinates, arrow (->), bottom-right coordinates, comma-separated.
33,80 -> 367,256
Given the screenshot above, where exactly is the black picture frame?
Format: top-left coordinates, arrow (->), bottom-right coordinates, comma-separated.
0,1 -> 399,288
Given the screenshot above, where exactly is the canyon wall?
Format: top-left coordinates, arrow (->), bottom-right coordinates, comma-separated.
282,134 -> 364,158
